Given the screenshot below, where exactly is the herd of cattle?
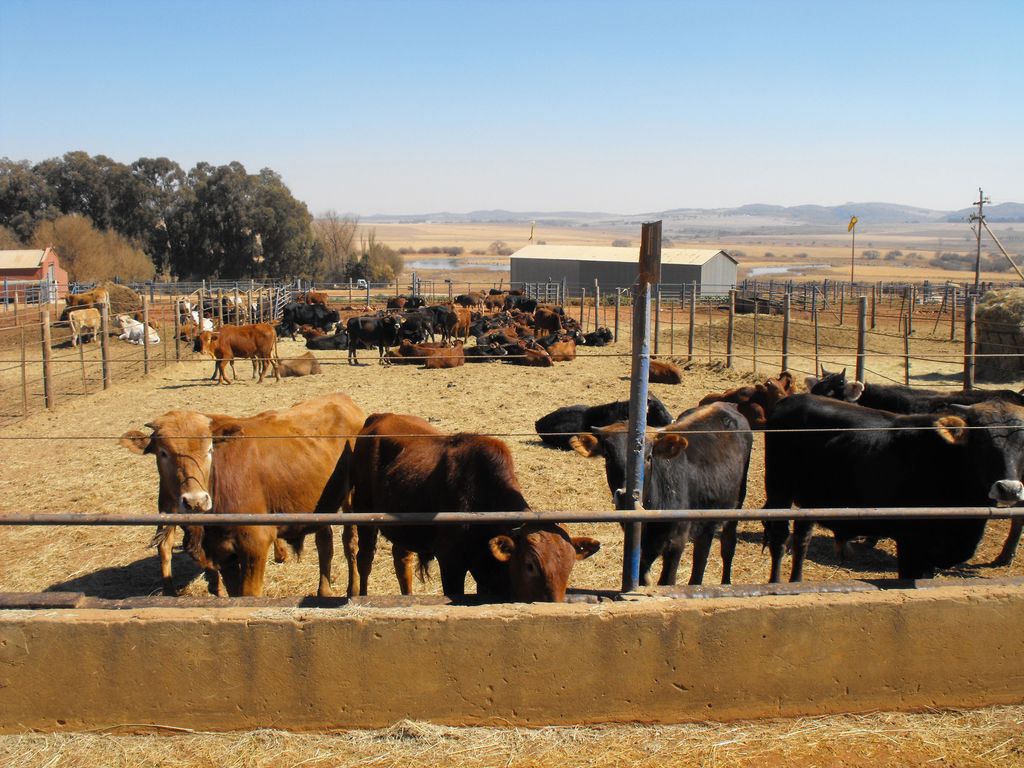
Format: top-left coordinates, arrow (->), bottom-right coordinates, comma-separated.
117,346 -> 1024,601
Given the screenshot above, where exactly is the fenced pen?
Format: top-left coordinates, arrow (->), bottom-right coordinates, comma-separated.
0,271 -> 1007,428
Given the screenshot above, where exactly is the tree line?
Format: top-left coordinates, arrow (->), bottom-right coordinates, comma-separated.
0,152 -> 402,283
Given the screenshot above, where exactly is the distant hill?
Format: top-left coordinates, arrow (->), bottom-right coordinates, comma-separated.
362,201 -> 1019,227
945,202 -> 1024,223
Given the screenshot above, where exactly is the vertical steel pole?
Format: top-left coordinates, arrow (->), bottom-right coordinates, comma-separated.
620,221 -> 660,593
856,296 -> 867,384
613,289 -> 620,342
142,296 -> 151,375
687,281 -> 696,361
782,293 -> 791,372
654,285 -> 661,355
726,289 -> 735,368
40,311 -> 53,410
100,305 -> 111,390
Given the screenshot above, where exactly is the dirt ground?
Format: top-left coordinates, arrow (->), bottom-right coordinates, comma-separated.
2,314 -> 1023,765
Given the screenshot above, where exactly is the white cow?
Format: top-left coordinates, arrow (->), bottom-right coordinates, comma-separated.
68,308 -> 101,347
190,310 -> 214,333
116,314 -> 160,345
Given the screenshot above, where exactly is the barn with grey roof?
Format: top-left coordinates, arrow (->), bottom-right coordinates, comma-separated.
509,244 -> 738,292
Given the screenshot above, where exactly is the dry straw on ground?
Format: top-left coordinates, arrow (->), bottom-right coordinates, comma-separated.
2,708 -> 1022,767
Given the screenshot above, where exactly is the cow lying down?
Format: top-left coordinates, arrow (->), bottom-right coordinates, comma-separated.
535,396 -> 674,450
278,351 -> 322,377
116,314 -> 160,345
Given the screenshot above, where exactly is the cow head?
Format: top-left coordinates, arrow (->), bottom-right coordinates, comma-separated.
937,402 -> 1024,506
488,524 -> 600,602
806,366 -> 864,402
120,411 -> 243,514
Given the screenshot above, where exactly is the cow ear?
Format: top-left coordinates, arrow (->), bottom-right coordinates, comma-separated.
844,381 -> 865,402
570,433 -> 602,457
935,415 -> 968,445
212,422 -> 245,445
804,376 -> 819,391
571,536 -> 601,561
120,429 -> 152,455
489,535 -> 516,562
653,433 -> 688,459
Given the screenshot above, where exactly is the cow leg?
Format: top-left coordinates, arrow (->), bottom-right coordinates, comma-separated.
342,524 -> 359,597
392,547 -> 416,595
993,517 -> 1024,566
156,525 -> 177,596
719,520 -> 738,585
251,357 -> 259,379
657,544 -> 684,587
356,525 -> 378,596
238,547 -> 269,597
273,538 -> 290,563
788,520 -> 815,582
438,558 -> 468,597
314,526 -> 334,597
764,521 -> 790,583
686,525 -> 715,586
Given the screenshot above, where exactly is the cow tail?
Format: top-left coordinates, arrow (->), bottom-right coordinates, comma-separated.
416,553 -> 434,583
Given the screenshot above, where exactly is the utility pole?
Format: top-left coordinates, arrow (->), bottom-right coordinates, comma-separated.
969,187 -> 989,293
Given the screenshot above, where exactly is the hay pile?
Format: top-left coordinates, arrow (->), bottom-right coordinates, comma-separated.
100,282 -> 142,315
975,289 -> 1024,381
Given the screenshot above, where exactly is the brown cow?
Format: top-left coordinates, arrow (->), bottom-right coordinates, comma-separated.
193,324 -> 280,384
504,341 -> 553,367
386,296 -> 408,310
65,287 -> 110,312
68,307 -> 101,347
299,324 -> 326,341
120,392 -> 365,597
698,372 -> 796,429
341,413 -> 600,601
385,340 -> 466,368
424,340 -> 466,369
649,359 -> 683,384
301,290 -> 329,306
534,307 -> 563,334
546,339 -> 577,362
278,351 -> 322,377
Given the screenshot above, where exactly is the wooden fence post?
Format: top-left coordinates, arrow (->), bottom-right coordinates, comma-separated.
614,289 -> 620,343
964,295 -> 976,391
142,296 -> 151,375
579,288 -> 586,330
594,279 -> 600,330
839,290 -> 845,326
856,296 -> 867,384
100,304 -> 111,390
726,289 -> 735,368
79,337 -> 87,394
173,299 -> 181,361
40,310 -> 53,410
907,286 -> 914,336
233,287 -> 241,325
20,326 -> 28,416
752,299 -> 759,375
782,293 -> 791,372
903,320 -> 911,386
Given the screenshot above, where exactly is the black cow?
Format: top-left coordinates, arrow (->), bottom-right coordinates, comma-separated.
763,394 -> 1024,582
397,313 -> 433,344
535,396 -> 674,450
280,302 -> 340,339
306,327 -> 350,351
504,296 -> 538,313
571,402 -> 753,585
583,327 -> 614,347
464,342 -> 507,362
807,367 -> 1024,412
346,314 -> 402,364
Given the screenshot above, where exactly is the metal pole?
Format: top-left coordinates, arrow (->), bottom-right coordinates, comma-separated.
613,289 -> 620,343
782,293 -> 791,372
669,299 -> 675,355
579,288 -> 586,329
964,295 -> 976,391
813,289 -> 820,375
752,299 -> 759,375
950,286 -> 958,342
620,221 -> 660,593
904,318 -> 911,386
856,296 -> 867,384
870,284 -> 877,329
654,285 -> 661,355
687,281 -> 696,361
173,299 -> 181,361
726,289 -> 735,368
707,290 -> 712,363
21,326 -> 28,416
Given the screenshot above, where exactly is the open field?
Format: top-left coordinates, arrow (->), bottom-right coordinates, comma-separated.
361,221 -> 1022,286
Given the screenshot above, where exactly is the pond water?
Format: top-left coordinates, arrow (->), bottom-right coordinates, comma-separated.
405,258 -> 507,272
748,263 -> 831,276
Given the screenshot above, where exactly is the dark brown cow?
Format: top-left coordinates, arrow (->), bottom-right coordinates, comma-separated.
343,413 -> 600,601
120,393 -> 366,596
385,340 -> 466,368
278,351 -> 322,377
698,372 -> 796,429
386,296 -> 408,310
299,324 -> 327,341
649,359 -> 683,384
504,341 -> 553,367
193,324 -> 280,384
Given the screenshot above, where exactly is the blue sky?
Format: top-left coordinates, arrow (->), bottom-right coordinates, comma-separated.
1,0 -> 1021,214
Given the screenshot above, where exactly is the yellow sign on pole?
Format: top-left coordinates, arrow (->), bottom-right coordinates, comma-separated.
848,215 -> 858,232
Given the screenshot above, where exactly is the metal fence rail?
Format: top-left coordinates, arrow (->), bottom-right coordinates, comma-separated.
2,507 -> 1022,528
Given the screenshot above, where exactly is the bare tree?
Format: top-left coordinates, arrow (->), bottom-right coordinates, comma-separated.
313,210 -> 358,280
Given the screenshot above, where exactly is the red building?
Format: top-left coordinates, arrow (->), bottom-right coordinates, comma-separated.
0,247 -> 69,303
